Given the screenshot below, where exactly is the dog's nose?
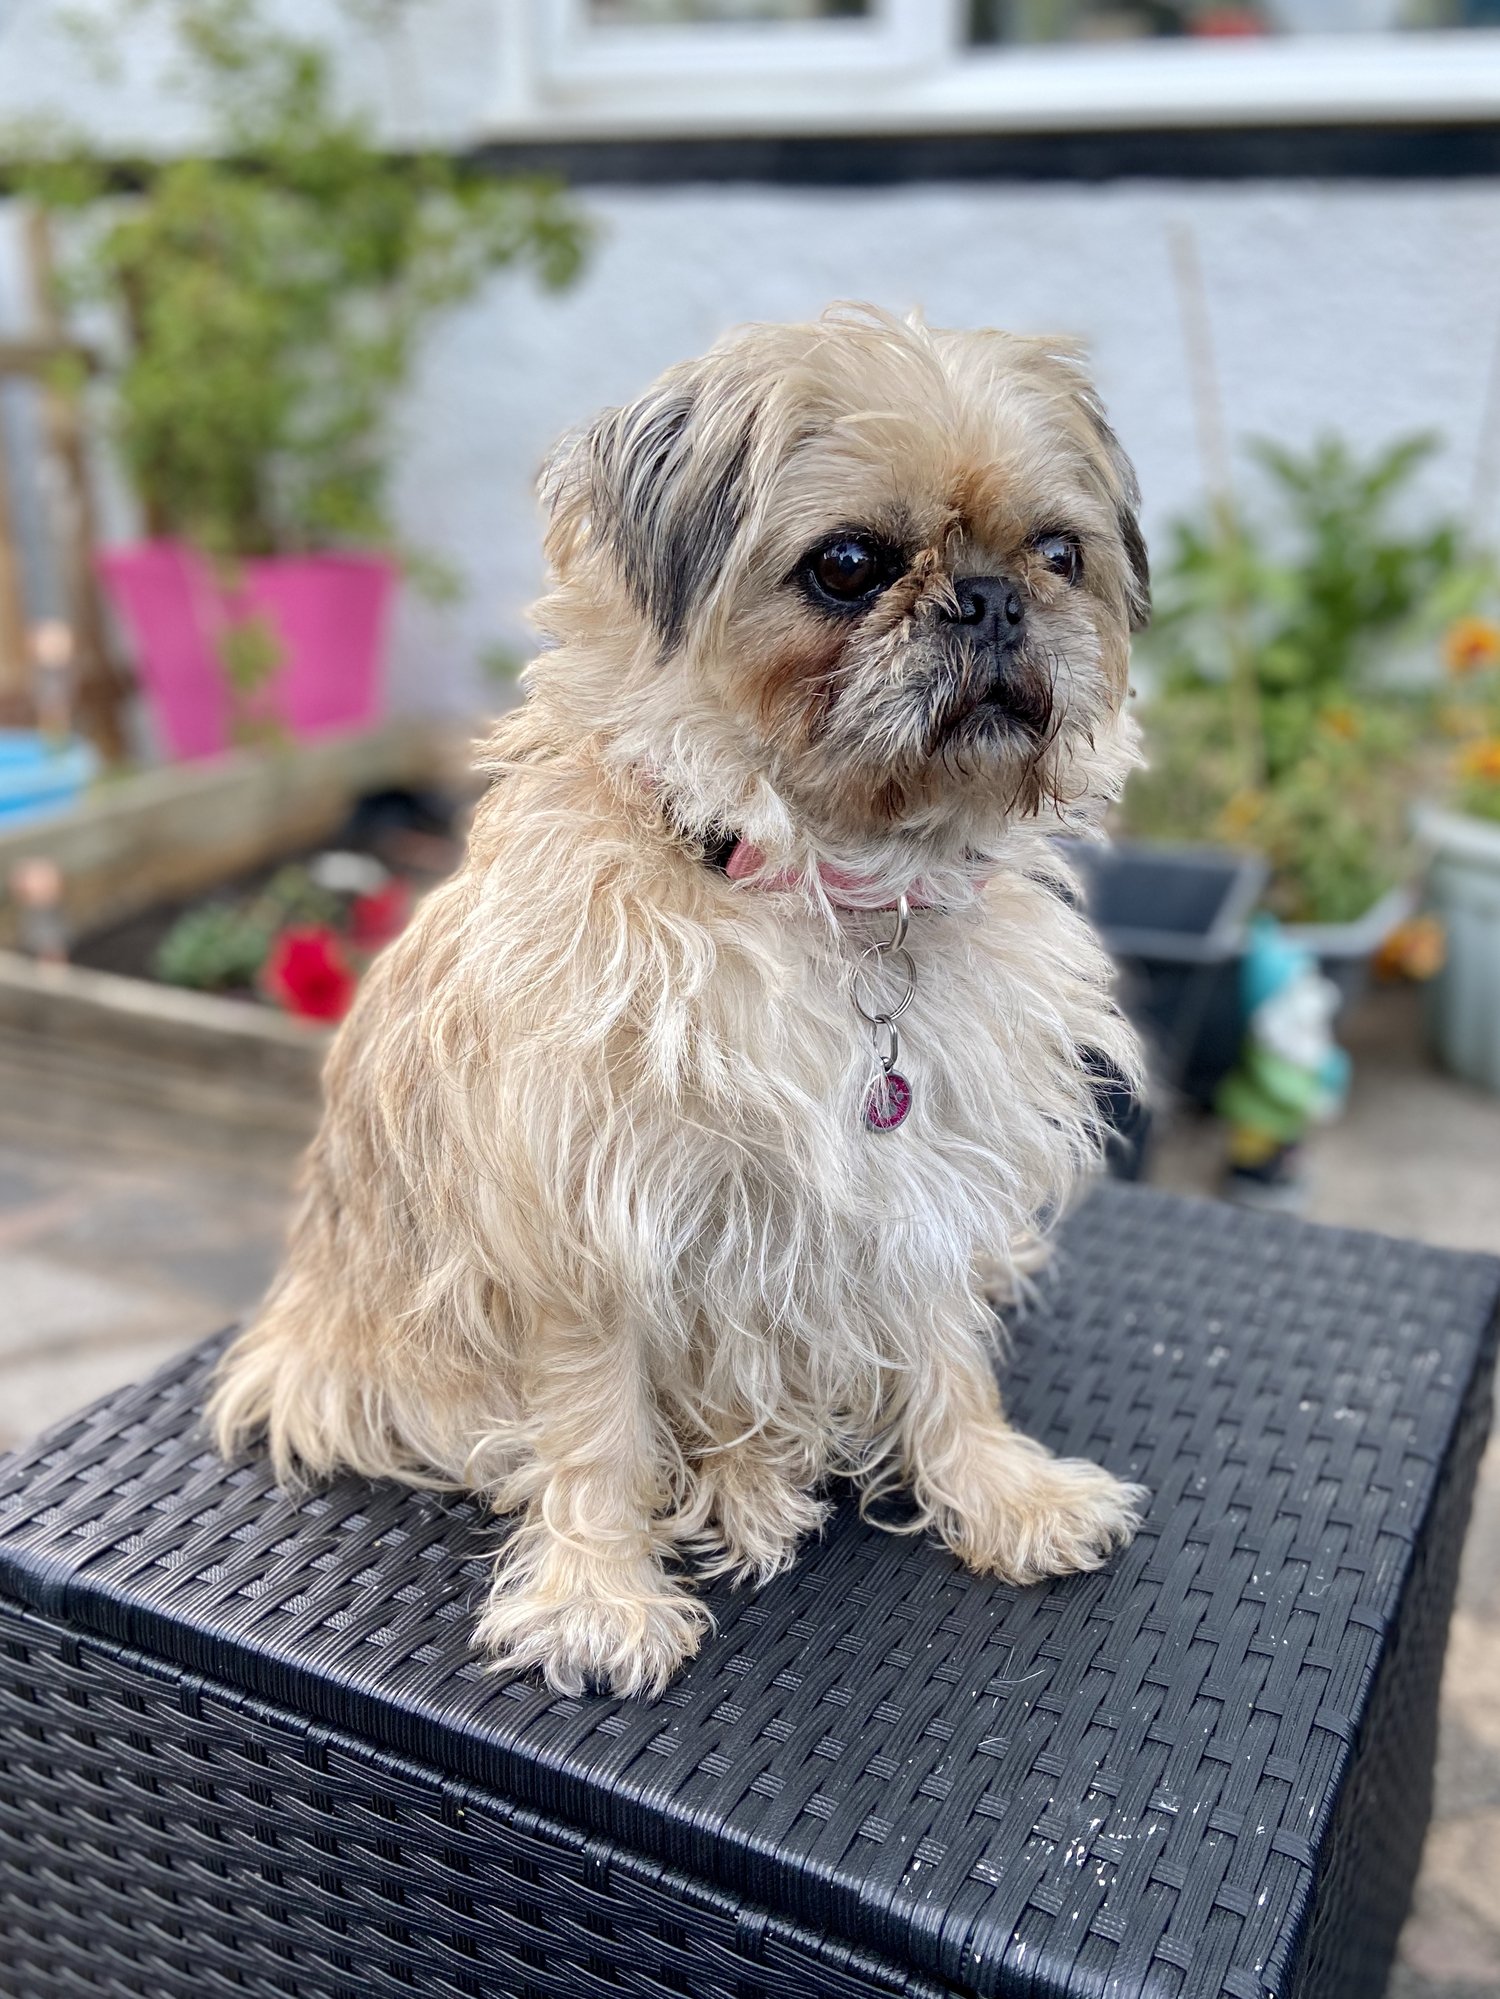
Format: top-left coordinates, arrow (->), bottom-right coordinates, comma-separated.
947,574 -> 1025,642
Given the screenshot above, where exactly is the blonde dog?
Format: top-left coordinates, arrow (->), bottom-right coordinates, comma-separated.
212,306 -> 1150,1697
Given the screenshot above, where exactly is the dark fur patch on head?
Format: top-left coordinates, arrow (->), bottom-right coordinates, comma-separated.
588,387 -> 754,654
1117,503 -> 1151,632
1080,402 -> 1151,632
999,654 -> 1058,738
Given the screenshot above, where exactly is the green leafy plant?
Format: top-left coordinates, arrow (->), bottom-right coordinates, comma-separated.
1127,436 -> 1490,922
153,861 -> 339,990
1436,617 -> 1500,825
1458,738 -> 1500,824
18,0 -> 588,561
152,898 -> 273,991
213,606 -> 287,744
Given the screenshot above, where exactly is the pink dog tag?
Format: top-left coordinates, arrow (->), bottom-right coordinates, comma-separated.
864,1071 -> 912,1132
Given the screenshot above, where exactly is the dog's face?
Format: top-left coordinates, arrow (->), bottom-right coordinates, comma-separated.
539,308 -> 1148,852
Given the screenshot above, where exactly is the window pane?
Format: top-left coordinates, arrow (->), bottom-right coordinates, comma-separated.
968,0 -> 1497,38
588,1 -> 872,24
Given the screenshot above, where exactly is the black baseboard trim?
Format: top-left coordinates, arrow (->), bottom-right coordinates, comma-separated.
472,123 -> 1500,187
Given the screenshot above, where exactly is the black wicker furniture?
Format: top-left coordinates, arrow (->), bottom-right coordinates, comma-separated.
1,1184 -> 1495,1999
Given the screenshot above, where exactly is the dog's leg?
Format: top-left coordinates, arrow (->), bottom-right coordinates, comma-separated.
974,1231 -> 1052,1311
888,1336 -> 1146,1584
692,1428 -> 830,1587
475,1314 -> 708,1697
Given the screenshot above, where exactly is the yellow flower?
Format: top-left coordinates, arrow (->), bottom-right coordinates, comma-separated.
1444,616 -> 1500,676
1321,705 -> 1359,741
1215,787 -> 1265,841
1459,736 -> 1500,784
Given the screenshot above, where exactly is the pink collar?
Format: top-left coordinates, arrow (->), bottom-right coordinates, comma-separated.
721,838 -> 985,913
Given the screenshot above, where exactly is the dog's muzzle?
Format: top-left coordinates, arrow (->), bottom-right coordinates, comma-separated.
938,573 -> 1053,738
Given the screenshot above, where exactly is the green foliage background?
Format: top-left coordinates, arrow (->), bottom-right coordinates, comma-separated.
1127,436 -> 1490,923
17,0 -> 588,562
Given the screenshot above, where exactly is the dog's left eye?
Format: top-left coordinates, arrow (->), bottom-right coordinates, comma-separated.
1036,534 -> 1082,584
803,535 -> 898,608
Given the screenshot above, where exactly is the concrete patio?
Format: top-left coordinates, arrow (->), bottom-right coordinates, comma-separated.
1,982 -> 1497,1996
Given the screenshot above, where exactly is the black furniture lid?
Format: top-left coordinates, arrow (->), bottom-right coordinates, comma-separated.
2,1185 -> 1496,1998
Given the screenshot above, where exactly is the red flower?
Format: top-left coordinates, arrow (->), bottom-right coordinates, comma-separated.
349,877 -> 412,951
264,925 -> 358,1022
1192,6 -> 1268,31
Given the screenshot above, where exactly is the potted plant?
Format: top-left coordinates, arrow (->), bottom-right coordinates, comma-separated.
21,0 -> 586,759
1416,617 -> 1500,1092
1110,434 -> 1488,1097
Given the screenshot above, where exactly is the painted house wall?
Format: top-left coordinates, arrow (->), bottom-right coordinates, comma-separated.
389,176 -> 1500,717
3,179 -> 1496,725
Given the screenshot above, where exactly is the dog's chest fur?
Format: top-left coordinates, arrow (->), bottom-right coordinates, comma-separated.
635,852 -> 1119,1413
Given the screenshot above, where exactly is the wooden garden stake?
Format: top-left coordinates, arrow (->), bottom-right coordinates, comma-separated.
1169,219 -> 1266,796
1468,296 -> 1500,542
0,430 -> 29,721
20,207 -> 130,762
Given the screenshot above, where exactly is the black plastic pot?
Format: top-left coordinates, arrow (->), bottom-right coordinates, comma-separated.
1061,839 -> 1268,1107
1064,841 -> 1415,1110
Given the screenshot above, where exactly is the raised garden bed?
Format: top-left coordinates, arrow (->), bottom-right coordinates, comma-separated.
0,721 -> 471,1132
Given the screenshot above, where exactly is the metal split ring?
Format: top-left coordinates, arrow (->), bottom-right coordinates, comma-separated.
882,894 -> 911,954
851,945 -> 917,1029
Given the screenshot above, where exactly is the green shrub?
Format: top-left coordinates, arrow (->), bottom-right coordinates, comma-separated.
18,0 -> 588,561
1127,436 -> 1489,922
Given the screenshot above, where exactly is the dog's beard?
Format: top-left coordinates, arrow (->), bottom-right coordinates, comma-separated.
805,630 -> 1085,830
915,642 -> 1057,757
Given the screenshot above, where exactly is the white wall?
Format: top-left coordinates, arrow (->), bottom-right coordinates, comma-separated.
388,176 -> 1500,716
4,171 -> 1498,719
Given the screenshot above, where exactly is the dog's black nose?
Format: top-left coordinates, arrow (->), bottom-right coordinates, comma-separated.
947,574 -> 1025,642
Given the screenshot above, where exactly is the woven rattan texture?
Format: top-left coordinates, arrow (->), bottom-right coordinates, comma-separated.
1,1185 -> 1496,1999
0,1602 -> 946,1999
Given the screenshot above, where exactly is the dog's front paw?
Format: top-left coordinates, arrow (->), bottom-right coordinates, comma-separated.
477,1567 -> 711,1698
936,1441 -> 1146,1586
695,1457 -> 830,1587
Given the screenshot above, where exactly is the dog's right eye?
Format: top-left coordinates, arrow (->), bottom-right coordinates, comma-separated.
803,535 -> 898,609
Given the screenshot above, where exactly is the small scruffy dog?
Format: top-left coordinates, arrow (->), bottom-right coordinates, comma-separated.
213,306 -> 1151,1697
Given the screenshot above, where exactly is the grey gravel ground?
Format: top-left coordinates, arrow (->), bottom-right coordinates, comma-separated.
0,983 -> 1496,1992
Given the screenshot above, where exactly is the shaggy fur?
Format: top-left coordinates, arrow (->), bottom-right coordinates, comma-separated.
212,305 -> 1152,1697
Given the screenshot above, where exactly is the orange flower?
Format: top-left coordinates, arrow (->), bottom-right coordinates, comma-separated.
1459,737 -> 1500,784
1444,616 -> 1500,676
1374,915 -> 1446,984
1321,705 -> 1359,741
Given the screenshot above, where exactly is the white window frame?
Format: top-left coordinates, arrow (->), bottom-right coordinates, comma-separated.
534,0 -> 957,90
492,0 -> 1500,134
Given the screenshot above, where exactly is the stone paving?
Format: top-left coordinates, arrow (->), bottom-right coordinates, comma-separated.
0,983 -> 1496,1993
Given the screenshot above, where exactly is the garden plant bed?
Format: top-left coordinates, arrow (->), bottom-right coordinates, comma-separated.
0,721 -> 473,1130
69,806 -> 459,993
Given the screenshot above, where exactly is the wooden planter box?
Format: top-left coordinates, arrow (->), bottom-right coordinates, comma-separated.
0,721 -> 468,1134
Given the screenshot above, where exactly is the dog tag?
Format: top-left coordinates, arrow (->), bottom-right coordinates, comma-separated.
864,1070 -> 912,1132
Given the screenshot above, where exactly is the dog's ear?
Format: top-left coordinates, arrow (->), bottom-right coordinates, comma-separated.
542,359 -> 758,653
1083,401 -> 1151,633
1020,338 -> 1150,634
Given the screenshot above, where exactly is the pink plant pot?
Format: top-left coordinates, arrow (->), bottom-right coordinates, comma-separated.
99,541 -> 395,761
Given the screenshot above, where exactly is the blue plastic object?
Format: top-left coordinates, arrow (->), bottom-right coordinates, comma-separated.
0,731 -> 98,829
